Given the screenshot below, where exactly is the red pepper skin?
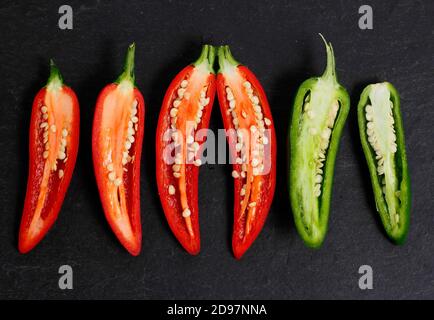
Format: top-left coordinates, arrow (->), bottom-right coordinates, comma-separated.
156,45 -> 216,255
19,61 -> 80,253
216,46 -> 276,259
92,44 -> 144,256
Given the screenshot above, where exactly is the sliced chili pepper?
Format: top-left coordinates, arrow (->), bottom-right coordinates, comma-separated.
19,60 -> 80,253
289,35 -> 350,248
216,46 -> 276,259
156,45 -> 216,255
357,82 -> 411,244
92,43 -> 145,256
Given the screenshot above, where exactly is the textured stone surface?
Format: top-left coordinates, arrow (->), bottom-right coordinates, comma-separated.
0,0 -> 433,299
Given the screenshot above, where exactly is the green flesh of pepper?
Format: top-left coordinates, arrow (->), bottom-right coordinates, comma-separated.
357,82 -> 410,244
289,35 -> 350,248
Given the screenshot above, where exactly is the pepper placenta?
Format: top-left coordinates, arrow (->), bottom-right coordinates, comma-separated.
92,43 -> 145,256
216,46 -> 276,259
357,82 -> 410,243
156,45 -> 216,255
289,35 -> 350,248
19,60 -> 80,253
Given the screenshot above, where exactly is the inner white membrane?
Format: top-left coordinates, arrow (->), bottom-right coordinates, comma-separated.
296,78 -> 340,233
365,83 -> 400,226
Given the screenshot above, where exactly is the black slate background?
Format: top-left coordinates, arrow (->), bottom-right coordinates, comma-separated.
0,0 -> 433,299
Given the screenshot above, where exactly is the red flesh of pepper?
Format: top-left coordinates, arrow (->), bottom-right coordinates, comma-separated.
216,46 -> 276,259
19,60 -> 80,253
156,45 -> 216,255
92,44 -> 145,256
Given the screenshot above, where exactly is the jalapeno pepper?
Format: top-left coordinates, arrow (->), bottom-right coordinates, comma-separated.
357,82 -> 411,243
289,35 -> 350,248
156,45 -> 216,255
216,46 -> 276,259
19,60 -> 80,253
92,43 -> 145,256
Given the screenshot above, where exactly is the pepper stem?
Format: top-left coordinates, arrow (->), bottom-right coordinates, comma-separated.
46,59 -> 63,90
319,34 -> 337,83
116,43 -> 136,85
193,44 -> 216,74
217,45 -> 240,73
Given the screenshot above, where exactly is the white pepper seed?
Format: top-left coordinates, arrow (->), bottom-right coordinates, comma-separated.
182,208 -> 191,218
108,172 -> 116,181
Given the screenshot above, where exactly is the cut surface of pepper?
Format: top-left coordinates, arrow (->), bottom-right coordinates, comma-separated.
156,45 -> 216,255
216,46 -> 276,259
357,82 -> 410,244
92,43 -> 145,256
289,35 -> 350,248
19,60 -> 80,253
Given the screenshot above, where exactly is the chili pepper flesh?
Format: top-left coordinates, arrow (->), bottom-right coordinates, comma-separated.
357,82 -> 410,243
217,46 -> 276,259
92,43 -> 144,256
156,45 -> 216,255
19,61 -> 80,253
289,35 -> 350,248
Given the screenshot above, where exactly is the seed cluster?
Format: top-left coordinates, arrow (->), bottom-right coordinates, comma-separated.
365,102 -> 397,177
304,96 -> 339,197
169,79 -> 209,180
40,105 -> 68,178
167,78 -> 211,219
365,99 -> 400,213
227,81 -> 272,208
106,99 -> 138,187
364,94 -> 401,225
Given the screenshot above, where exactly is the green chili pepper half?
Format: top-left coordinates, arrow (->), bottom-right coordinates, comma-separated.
289,35 -> 350,248
357,82 -> 410,244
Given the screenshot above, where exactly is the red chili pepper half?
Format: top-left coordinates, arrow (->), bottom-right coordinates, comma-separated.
156,45 -> 216,255
19,61 -> 80,253
216,46 -> 276,259
92,43 -> 145,256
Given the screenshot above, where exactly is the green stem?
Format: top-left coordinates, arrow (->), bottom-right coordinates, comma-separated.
217,45 -> 240,73
193,44 -> 216,74
46,59 -> 63,88
319,34 -> 337,83
116,43 -> 136,85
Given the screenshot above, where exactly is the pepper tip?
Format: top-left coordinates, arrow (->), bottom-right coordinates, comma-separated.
318,34 -> 337,82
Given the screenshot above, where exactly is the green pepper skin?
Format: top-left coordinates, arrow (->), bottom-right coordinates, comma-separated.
357,82 -> 411,244
289,36 -> 350,248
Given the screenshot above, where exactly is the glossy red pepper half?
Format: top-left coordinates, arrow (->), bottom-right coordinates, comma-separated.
216,46 -> 276,259
92,43 -> 145,256
19,60 -> 80,253
156,45 -> 216,255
